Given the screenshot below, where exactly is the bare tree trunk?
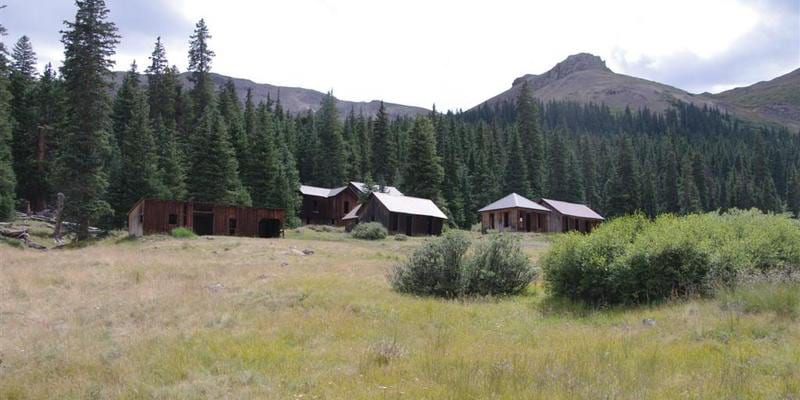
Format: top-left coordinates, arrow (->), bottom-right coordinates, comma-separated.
53,193 -> 65,243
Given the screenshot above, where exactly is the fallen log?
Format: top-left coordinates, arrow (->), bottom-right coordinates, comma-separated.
1,228 -> 47,250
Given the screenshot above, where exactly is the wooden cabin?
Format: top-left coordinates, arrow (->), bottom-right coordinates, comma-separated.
127,199 -> 285,238
539,198 -> 604,233
478,193 -> 551,233
299,181 -> 403,226
352,192 -> 447,236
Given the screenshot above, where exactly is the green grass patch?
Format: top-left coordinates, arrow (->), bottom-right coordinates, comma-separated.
170,227 -> 197,239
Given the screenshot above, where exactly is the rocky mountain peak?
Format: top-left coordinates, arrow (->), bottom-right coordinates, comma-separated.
512,53 -> 610,87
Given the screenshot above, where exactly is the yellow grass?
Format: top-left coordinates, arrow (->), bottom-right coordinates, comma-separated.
1,228 -> 798,399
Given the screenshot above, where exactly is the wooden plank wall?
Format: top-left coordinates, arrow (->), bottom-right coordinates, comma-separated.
131,199 -> 285,237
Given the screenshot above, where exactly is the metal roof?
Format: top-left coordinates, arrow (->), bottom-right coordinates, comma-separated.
299,185 -> 347,198
373,193 -> 447,219
350,181 -> 404,196
540,198 -> 604,220
342,204 -> 361,220
478,193 -> 550,212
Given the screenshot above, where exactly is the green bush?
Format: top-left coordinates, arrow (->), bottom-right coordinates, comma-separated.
541,210 -> 800,305
351,222 -> 388,240
718,272 -> 800,319
170,227 -> 197,239
394,234 -> 408,241
389,231 -> 471,297
390,232 -> 536,297
462,234 -> 536,296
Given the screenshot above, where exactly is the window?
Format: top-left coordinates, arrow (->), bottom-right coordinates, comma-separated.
228,218 -> 237,235
344,201 -> 350,213
168,214 -> 178,225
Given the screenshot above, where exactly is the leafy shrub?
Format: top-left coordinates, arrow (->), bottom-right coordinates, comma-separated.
390,231 -> 471,297
170,227 -> 197,239
394,234 -> 408,241
351,222 -> 388,240
462,234 -> 536,296
541,210 -> 800,305
390,232 -> 536,297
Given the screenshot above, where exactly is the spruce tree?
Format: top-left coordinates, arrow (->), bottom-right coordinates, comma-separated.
679,156 -> 702,214
579,137 -> 600,208
516,81 -> 544,196
787,167 -> 800,218
404,116 -> 443,201
546,131 -> 569,200
9,36 -> 38,210
502,126 -> 530,197
28,64 -> 63,211
0,21 -> 16,220
564,145 -> 584,203
371,101 -> 396,184
57,0 -> 120,239
107,66 -> 163,226
187,18 -> 215,117
604,135 -> 640,217
316,92 -> 346,187
660,150 -> 680,213
691,152 -> 709,209
752,133 -> 782,212
218,78 -> 248,175
186,102 -> 251,205
248,103 -> 279,207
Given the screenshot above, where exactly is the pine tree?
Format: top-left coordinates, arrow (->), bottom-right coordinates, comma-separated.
470,124 -> 499,212
186,102 -> 251,205
107,67 -> 163,226
316,92 -> 346,187
516,81 -> 544,196
691,152 -> 709,209
218,78 -> 248,175
188,19 -> 215,116
9,36 -> 38,210
404,116 -> 443,201
502,127 -> 530,197
604,135 -> 640,217
641,166 -> 658,217
0,21 -> 16,220
579,137 -> 600,208
564,145 -> 584,203
56,0 -> 120,239
371,101 -> 396,184
356,110 -> 371,180
27,64 -> 63,211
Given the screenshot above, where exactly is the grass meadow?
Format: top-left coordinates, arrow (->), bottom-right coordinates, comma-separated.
1,227 -> 799,399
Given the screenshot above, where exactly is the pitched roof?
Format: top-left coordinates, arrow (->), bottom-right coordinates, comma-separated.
350,181 -> 404,196
342,204 -> 362,220
478,193 -> 550,212
540,198 -> 604,220
373,192 -> 447,219
299,185 -> 347,198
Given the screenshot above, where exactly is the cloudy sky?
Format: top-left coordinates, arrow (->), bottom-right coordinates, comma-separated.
3,0 -> 798,110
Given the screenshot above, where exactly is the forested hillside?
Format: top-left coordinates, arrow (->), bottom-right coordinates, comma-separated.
1,0 -> 799,238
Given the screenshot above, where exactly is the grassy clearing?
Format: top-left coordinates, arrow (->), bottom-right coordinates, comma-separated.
1,229 -> 798,399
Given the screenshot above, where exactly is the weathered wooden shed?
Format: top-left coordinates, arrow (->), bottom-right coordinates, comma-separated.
354,192 -> 447,236
478,193 -> 551,233
299,181 -> 403,226
539,198 -> 604,233
127,199 -> 285,238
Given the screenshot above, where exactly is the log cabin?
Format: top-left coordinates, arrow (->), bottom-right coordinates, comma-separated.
127,199 -> 285,238
478,193 -> 551,232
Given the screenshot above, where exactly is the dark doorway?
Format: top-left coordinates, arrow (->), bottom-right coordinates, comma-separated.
405,215 -> 413,236
258,218 -> 282,238
525,213 -> 531,232
193,213 -> 214,236
427,217 -> 433,235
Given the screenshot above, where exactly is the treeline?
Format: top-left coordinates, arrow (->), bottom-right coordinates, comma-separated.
1,0 -> 799,240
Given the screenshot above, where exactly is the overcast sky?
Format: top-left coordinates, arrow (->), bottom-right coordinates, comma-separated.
3,0 -> 798,110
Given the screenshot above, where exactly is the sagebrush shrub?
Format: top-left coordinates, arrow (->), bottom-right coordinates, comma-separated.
390,232 -> 536,297
462,234 -> 536,296
389,231 -> 470,297
351,222 -> 388,240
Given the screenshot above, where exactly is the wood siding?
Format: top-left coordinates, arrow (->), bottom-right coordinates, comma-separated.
300,188 -> 359,226
356,197 -> 444,236
479,208 -> 549,233
545,209 -> 601,233
128,199 -> 285,238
